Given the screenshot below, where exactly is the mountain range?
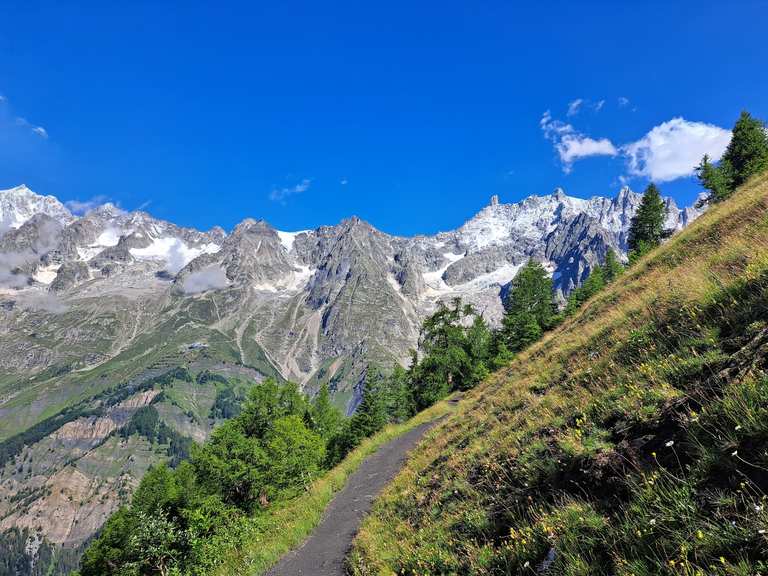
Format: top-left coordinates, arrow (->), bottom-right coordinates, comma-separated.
0,183 -> 703,571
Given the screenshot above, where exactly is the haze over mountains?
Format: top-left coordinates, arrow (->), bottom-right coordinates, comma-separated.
0,183 -> 703,566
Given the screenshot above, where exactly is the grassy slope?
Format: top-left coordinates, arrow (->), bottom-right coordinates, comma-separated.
212,396 -> 458,576
349,174 -> 768,575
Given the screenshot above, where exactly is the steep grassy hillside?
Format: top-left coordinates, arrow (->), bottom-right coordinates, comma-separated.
349,174 -> 768,575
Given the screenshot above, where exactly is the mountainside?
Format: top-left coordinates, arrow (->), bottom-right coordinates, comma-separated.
0,183 -> 701,573
349,174 -> 768,574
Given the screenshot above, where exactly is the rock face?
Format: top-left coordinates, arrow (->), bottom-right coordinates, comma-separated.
0,184 -> 703,393
0,183 -> 704,571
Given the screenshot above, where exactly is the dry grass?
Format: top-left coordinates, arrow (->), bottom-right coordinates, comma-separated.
349,173 -> 768,575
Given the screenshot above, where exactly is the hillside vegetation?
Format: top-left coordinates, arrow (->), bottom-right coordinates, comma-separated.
349,172 -> 768,575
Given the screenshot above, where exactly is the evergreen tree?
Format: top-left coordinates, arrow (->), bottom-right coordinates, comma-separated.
603,249 -> 624,283
696,154 -> 733,202
697,111 -> 768,201
309,384 -> 342,440
628,183 -> 666,258
503,260 -> 555,326
500,260 -> 554,351
722,111 -> 768,189
382,365 -> 413,423
350,366 -> 388,438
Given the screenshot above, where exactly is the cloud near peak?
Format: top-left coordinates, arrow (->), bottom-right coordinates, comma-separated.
622,117 -> 731,182
269,179 -> 311,203
541,111 -> 618,173
541,111 -> 731,182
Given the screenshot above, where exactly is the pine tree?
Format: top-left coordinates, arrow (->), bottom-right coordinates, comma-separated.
309,384 -> 342,440
628,183 -> 666,258
696,154 -> 733,202
723,111 -> 768,189
500,259 -> 554,351
382,365 -> 413,423
697,111 -> 768,202
503,260 -> 555,327
603,249 -> 624,283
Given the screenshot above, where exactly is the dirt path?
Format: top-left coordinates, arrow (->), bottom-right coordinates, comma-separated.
265,419 -> 440,576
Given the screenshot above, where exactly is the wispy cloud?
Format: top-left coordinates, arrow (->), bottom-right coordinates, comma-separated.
540,111 -> 618,173
566,98 -> 583,117
340,178 -> 348,186
64,195 -> 111,215
623,118 -> 731,182
269,178 -> 311,203
566,98 -> 606,116
618,96 -> 630,108
14,115 -> 48,139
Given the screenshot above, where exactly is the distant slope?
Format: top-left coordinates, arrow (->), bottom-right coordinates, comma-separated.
349,173 -> 768,574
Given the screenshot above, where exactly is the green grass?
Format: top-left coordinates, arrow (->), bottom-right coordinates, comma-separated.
211,396 -> 457,576
348,173 -> 768,575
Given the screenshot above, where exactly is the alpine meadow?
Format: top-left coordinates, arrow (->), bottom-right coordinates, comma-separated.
1,3 -> 768,575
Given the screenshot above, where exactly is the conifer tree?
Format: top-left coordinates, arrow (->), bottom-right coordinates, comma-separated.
309,383 -> 342,440
628,183 -> 666,260
697,111 -> 768,201
500,259 -> 555,350
603,249 -> 624,283
723,111 -> 768,189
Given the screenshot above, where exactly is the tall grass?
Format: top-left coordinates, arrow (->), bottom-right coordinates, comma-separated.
349,173 -> 768,575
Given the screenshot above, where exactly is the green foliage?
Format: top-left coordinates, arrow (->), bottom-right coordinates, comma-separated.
500,259 -> 556,351
504,259 -> 556,326
120,405 -> 194,467
308,383 -> 343,439
209,387 -> 243,420
82,378 -> 329,575
628,183 -> 666,256
564,263 -> 608,316
697,153 -> 733,202
411,299 -> 493,408
698,110 -> 768,201
603,249 -> 623,283
262,415 -> 325,497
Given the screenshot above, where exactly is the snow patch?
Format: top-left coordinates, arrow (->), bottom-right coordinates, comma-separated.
33,264 -> 61,285
130,237 -> 220,273
276,230 -> 309,253
96,228 -> 122,247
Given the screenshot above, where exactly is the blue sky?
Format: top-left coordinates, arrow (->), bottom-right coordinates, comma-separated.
1,1 -> 766,236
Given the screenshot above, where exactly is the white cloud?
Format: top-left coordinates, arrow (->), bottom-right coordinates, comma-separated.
618,96 -> 630,108
340,178 -> 348,185
269,178 -> 311,202
181,265 -> 229,294
0,95 -> 6,103
540,111 -> 618,173
64,195 -> 111,215
31,126 -> 48,139
622,117 -> 731,182
567,98 -> 583,117
594,99 -> 605,112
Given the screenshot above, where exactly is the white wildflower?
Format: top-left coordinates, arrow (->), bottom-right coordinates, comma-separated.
665,440 -> 675,447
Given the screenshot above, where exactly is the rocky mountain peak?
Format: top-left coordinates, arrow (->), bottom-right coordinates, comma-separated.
0,185 -> 74,232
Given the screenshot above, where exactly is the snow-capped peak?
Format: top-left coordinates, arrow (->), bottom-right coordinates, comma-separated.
0,185 -> 74,232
